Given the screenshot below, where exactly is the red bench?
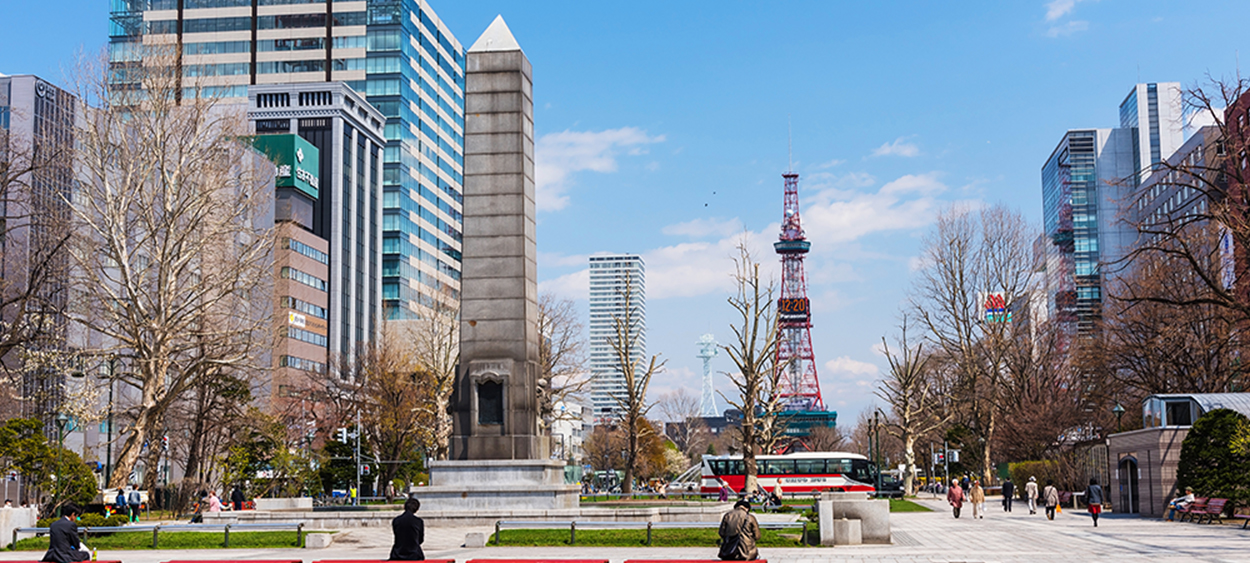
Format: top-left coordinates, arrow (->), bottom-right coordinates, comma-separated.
1175,497 -> 1208,522
1193,498 -> 1228,524
468,560 -> 608,563
6,561 -> 121,563
315,561 -> 454,563
162,560 -> 302,563
1231,511 -> 1250,529
627,560 -> 768,563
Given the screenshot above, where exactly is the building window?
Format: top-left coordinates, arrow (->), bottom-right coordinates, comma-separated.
283,237 -> 329,264
281,296 -> 327,319
279,355 -> 327,374
477,381 -> 503,425
281,266 -> 327,291
285,327 -> 328,347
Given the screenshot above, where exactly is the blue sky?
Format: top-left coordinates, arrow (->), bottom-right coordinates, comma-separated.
4,1 -> 1249,426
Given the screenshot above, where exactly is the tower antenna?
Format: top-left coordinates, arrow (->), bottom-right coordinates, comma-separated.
787,116 -> 793,173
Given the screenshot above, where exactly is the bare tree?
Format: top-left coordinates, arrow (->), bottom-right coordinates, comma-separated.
720,242 -> 782,494
657,388 -> 707,461
402,299 -> 458,460
806,425 -> 845,452
876,315 -> 952,495
357,324 -> 437,501
68,50 -> 274,488
911,204 -> 1039,482
537,293 -> 590,433
606,270 -> 664,495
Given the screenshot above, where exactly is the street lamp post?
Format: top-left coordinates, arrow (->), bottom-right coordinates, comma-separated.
54,412 -> 69,517
1112,403 -> 1125,433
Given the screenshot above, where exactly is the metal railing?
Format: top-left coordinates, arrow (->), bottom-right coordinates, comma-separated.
492,519 -> 808,546
12,522 -> 304,549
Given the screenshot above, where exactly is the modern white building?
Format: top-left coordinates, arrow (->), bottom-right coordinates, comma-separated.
1041,82 -> 1185,333
587,254 -> 646,423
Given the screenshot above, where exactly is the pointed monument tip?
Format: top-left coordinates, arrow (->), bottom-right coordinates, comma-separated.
469,15 -> 522,53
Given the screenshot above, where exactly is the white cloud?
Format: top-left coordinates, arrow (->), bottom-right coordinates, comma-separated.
538,268 -> 590,301
661,217 -> 744,239
870,137 -> 920,158
825,356 -> 880,376
535,127 -> 665,211
801,173 -> 948,244
814,158 -> 845,170
1044,0 -> 1078,21
1046,20 -> 1089,37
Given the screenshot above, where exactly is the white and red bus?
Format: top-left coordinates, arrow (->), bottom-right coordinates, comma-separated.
699,451 -> 878,495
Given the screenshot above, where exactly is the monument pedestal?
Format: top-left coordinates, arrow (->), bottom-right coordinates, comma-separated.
417,459 -> 580,511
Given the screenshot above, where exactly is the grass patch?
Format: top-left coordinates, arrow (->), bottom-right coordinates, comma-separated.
13,531 -> 305,551
889,498 -> 932,512
489,527 -> 810,547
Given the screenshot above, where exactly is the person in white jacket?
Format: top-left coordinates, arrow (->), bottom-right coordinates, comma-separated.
1025,476 -> 1039,515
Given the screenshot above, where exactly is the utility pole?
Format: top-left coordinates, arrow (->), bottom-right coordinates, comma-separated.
943,439 -> 950,488
104,356 -> 116,487
873,410 -> 882,493
355,408 -> 362,506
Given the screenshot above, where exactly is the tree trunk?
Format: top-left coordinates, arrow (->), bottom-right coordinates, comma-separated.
903,433 -> 916,496
109,406 -> 156,488
981,411 -> 995,483
742,410 -> 757,494
623,421 -> 637,495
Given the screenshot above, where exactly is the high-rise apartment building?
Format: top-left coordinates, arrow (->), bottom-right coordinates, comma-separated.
587,254 -> 646,423
1042,83 -> 1184,332
247,82 -> 386,380
108,0 -> 465,323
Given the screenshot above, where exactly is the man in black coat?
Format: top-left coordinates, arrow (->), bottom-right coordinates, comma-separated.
231,486 -> 246,511
1002,478 -> 1015,512
388,496 -> 424,561
41,503 -> 89,563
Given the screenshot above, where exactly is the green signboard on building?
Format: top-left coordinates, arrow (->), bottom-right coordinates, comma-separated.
249,134 -> 320,199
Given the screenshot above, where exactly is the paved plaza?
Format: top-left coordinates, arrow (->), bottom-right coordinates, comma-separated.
2,498 -> 1246,563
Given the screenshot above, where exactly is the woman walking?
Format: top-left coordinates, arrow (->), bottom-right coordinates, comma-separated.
947,480 -> 965,519
1085,478 -> 1104,527
1025,476 -> 1039,515
1043,480 -> 1060,520
970,480 -> 986,519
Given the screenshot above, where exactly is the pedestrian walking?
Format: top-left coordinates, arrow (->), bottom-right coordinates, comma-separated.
718,499 -> 760,561
960,475 -> 970,493
231,485 -> 245,511
717,478 -> 730,502
126,486 -> 143,523
1043,480 -> 1060,520
388,496 -> 424,561
1002,478 -> 1014,512
1085,478 -> 1104,527
206,490 -> 223,512
1025,476 -> 1039,515
114,489 -> 127,519
970,480 -> 986,519
946,480 -> 965,519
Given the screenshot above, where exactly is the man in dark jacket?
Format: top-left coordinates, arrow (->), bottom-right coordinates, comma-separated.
718,499 -> 760,561
388,496 -> 424,561
231,486 -> 245,511
41,503 -> 89,563
1002,478 -> 1015,512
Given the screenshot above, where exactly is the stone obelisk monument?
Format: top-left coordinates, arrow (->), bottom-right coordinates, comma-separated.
422,15 -> 577,511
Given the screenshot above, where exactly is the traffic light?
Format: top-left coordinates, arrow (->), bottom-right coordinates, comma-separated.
337,428 -> 348,443
362,464 -> 371,475
161,435 -> 169,451
934,452 -> 945,465
950,450 -> 960,464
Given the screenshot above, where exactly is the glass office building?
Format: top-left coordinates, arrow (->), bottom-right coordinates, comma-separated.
587,255 -> 647,423
108,0 -> 464,323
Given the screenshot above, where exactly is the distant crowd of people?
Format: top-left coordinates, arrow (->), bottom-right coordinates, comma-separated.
946,475 -> 1104,526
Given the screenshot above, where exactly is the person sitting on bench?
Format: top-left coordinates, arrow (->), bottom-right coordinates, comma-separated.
41,503 -> 89,563
1164,487 -> 1195,521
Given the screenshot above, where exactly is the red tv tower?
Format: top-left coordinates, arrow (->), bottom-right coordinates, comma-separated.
773,171 -> 825,412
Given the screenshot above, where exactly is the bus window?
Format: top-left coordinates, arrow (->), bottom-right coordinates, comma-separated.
795,459 -> 825,475
711,460 -> 726,475
768,460 -> 796,474
730,460 -> 744,475
827,459 -> 851,475
850,459 -> 877,484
